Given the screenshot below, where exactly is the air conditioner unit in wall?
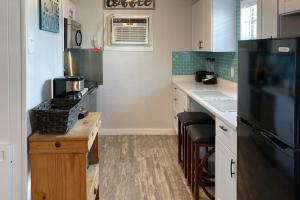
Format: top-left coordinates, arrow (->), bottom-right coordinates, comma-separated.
103,14 -> 153,51
111,16 -> 150,45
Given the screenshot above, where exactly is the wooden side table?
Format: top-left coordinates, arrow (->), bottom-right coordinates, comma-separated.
29,112 -> 101,200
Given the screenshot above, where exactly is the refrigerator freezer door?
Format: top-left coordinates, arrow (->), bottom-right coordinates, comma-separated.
237,118 -> 299,200
238,39 -> 298,148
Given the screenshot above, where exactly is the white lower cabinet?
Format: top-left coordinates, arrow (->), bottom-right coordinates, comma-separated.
216,138 -> 237,200
216,118 -> 237,200
172,85 -> 188,134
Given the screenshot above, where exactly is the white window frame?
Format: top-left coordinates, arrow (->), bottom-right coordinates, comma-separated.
240,0 -> 258,40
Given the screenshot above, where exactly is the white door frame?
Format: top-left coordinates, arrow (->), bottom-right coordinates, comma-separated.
0,0 -> 26,199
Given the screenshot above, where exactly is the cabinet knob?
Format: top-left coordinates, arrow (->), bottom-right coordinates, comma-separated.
54,142 -> 61,148
94,187 -> 99,195
173,98 -> 177,101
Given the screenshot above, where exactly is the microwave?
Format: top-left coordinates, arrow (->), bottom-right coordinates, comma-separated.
64,18 -> 82,49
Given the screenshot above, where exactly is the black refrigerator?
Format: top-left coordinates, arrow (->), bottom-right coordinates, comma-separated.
237,38 -> 300,200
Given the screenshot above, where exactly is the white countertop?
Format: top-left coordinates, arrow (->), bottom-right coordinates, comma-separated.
172,76 -> 238,130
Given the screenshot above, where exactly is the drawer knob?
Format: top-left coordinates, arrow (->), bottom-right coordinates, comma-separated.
173,98 -> 177,101
94,187 -> 99,194
54,142 -> 61,148
219,126 -> 228,132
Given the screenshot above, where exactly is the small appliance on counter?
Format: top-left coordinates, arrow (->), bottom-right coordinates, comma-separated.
202,57 -> 217,85
203,73 -> 217,85
195,70 -> 207,82
53,76 -> 87,99
64,18 -> 82,50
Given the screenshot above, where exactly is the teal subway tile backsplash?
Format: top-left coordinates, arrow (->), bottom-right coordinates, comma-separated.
172,0 -> 240,82
172,52 -> 238,82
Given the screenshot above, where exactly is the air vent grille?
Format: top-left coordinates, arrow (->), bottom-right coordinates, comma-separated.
112,17 -> 149,45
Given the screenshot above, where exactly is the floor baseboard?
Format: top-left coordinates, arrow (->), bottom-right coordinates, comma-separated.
100,128 -> 176,136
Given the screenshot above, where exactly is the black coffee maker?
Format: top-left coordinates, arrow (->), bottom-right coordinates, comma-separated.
53,76 -> 85,99
203,58 -> 217,85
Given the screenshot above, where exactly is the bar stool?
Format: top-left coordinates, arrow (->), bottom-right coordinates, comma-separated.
186,124 -> 215,200
177,112 -> 214,178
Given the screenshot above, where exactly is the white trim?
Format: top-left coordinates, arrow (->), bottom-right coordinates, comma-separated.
100,128 -> 176,136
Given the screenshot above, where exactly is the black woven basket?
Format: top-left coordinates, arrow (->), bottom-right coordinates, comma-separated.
32,99 -> 81,135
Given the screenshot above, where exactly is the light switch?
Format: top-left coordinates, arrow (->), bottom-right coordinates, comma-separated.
0,151 -> 4,161
28,36 -> 35,54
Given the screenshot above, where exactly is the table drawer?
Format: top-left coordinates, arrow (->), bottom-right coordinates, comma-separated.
29,140 -> 88,154
216,118 -> 237,155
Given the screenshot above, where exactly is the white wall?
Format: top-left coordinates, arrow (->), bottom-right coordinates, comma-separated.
75,0 -> 192,131
24,0 -> 64,199
25,0 -> 64,113
0,0 -> 23,199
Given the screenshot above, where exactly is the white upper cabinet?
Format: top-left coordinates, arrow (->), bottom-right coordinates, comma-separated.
63,0 -> 76,19
258,0 -> 278,39
279,0 -> 300,15
192,0 -> 236,52
240,0 -> 278,40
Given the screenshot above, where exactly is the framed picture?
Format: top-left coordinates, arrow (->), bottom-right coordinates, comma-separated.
104,0 -> 155,10
39,0 -> 60,33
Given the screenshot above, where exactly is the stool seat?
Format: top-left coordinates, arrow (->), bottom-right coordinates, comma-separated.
177,112 -> 214,126
186,124 -> 215,144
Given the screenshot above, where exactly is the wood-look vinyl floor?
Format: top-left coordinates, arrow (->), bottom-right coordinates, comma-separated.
98,135 -> 211,200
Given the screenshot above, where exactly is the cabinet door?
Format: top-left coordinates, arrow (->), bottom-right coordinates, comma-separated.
216,139 -> 237,200
192,0 -> 212,51
284,0 -> 300,14
192,0 -> 202,51
260,0 -> 278,39
212,0 -> 236,51
279,0 -> 286,14
201,0 -> 212,51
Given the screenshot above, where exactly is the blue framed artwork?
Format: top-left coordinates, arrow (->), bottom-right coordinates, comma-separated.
39,0 -> 60,33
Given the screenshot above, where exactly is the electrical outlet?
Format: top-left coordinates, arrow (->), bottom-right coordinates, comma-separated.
230,66 -> 235,78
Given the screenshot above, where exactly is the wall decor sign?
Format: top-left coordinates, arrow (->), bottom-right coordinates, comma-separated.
105,0 -> 155,9
39,0 -> 60,33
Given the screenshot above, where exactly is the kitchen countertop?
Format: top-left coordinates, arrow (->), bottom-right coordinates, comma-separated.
172,77 -> 238,130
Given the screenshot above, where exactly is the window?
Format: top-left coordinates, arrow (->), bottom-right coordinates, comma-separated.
240,0 -> 257,40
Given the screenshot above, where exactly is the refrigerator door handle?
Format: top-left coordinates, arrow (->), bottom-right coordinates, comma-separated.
258,130 -> 289,150
230,159 -> 235,178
